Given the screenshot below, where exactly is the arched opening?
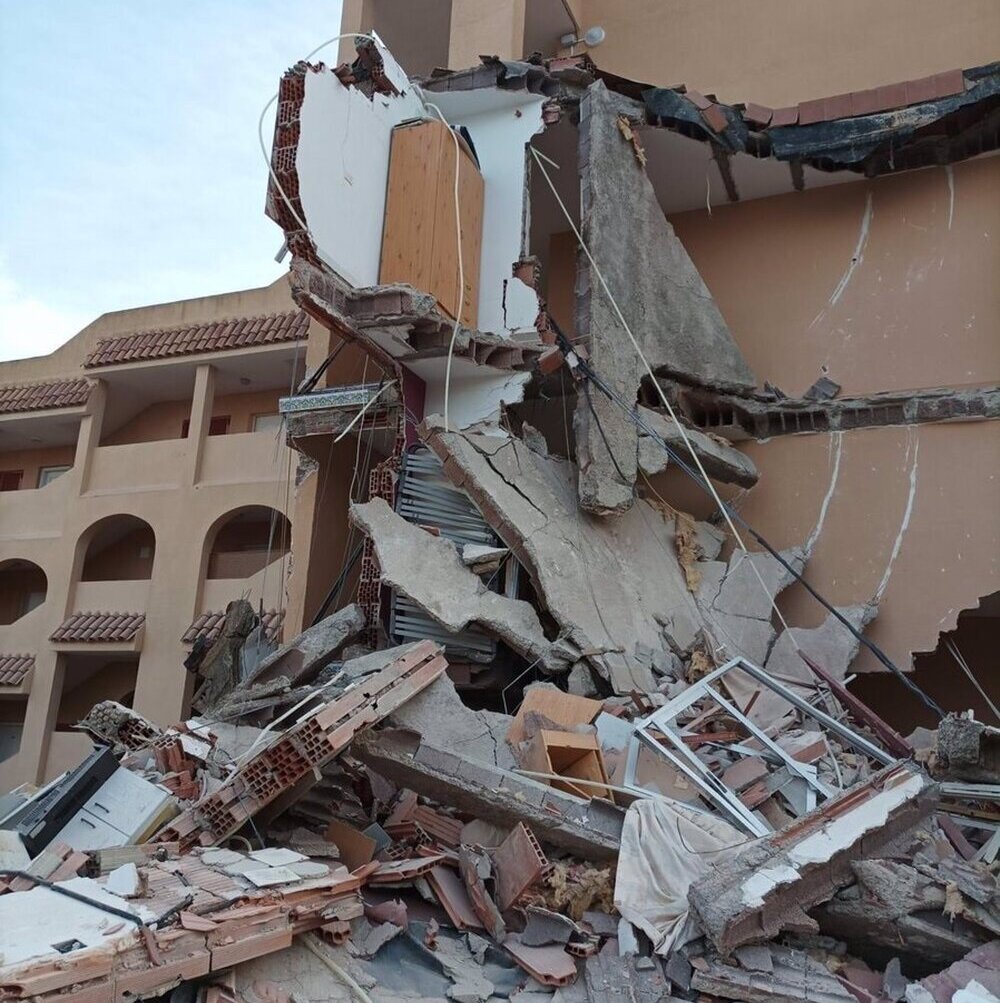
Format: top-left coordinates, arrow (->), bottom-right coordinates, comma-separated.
206,505 -> 291,580
81,515 -> 156,582
852,590 -> 1000,731
0,559 -> 47,625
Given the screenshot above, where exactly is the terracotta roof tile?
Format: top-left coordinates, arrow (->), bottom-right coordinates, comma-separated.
83,311 -> 310,368
0,654 -> 34,687
770,106 -> 799,127
0,378 -> 92,415
742,102 -> 773,127
50,611 -> 145,643
182,609 -> 285,646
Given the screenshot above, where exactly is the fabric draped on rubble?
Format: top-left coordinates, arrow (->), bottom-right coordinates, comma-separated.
613,798 -> 747,955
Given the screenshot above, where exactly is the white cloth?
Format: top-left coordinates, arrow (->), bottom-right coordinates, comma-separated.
614,798 -> 749,955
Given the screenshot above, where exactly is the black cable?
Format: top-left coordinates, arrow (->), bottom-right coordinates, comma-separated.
310,540 -> 365,626
296,337 -> 349,395
582,379 -> 631,486
0,868 -> 146,926
550,319 -> 944,719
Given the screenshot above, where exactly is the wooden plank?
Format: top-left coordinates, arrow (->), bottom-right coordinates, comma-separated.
379,120 -> 440,296
379,119 -> 483,328
508,688 -> 603,746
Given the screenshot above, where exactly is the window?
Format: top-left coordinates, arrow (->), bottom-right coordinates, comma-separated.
181,415 -> 231,437
0,470 -> 23,492
252,413 -> 283,433
37,465 -> 71,488
22,590 -> 45,616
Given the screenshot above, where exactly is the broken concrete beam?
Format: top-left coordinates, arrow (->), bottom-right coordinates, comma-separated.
690,945 -> 856,1003
153,641 -> 449,850
191,599 -> 258,711
424,421 -> 716,693
812,857 -> 988,968
352,728 -> 624,860
688,764 -> 937,955
245,603 -> 365,687
935,713 -> 1000,783
350,498 -> 565,672
574,82 -> 755,515
637,406 -> 759,488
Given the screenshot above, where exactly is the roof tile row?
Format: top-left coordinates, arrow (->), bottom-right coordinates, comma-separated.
0,378 -> 92,415
50,611 -> 145,643
0,653 -> 34,687
83,311 -> 310,368
182,609 -> 285,646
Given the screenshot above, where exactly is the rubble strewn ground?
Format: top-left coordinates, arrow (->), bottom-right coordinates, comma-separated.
1,599 -> 997,1002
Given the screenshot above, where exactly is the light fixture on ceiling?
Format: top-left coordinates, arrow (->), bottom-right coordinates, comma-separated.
560,26 -> 606,48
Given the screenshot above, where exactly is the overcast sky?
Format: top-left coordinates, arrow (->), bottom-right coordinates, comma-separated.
0,1 -> 343,361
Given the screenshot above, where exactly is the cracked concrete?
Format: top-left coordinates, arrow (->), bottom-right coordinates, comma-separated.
385,672 -> 516,771
424,421 -> 717,694
574,81 -> 755,515
350,497 -> 566,672
637,406 -> 760,488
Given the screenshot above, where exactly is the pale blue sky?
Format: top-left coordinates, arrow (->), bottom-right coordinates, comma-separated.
0,1 -> 343,360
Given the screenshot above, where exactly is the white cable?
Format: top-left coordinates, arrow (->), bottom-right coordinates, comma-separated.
301,932 -> 375,1003
528,145 -> 797,641
333,380 -> 396,444
418,96 -> 464,434
945,636 -> 1000,724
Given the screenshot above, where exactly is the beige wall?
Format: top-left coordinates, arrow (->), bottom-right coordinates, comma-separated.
670,157 -> 1000,396
102,388 -> 284,445
0,445 -> 76,491
344,0 -> 998,103
577,0 -> 999,103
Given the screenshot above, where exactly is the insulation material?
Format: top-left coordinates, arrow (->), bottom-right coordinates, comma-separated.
614,798 -> 748,955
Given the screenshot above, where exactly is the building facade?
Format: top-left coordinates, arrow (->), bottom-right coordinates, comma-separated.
0,278 -> 369,786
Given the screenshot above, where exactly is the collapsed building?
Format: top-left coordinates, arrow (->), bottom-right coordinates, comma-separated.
1,3 -> 999,1002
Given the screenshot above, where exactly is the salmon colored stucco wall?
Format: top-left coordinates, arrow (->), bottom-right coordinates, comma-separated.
0,444 -> 77,490
669,156 -> 1000,396
577,0 -> 1000,103
345,0 -> 998,105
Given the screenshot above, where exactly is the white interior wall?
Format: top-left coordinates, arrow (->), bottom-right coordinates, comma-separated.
434,89 -> 546,336
296,40 -> 424,288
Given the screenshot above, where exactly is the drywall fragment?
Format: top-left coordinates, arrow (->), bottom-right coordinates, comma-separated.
353,728 -> 624,859
688,764 -> 937,956
935,714 -> 1000,783
247,604 -> 366,687
574,82 -> 755,515
351,498 -> 564,672
522,906 -> 580,947
424,422 -> 711,694
637,406 -> 759,487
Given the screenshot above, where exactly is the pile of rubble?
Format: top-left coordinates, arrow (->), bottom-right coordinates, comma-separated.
1,599 -> 998,1003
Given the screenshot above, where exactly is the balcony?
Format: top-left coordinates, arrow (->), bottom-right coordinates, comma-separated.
199,430 -> 295,486
86,438 -> 187,495
0,471 -> 73,541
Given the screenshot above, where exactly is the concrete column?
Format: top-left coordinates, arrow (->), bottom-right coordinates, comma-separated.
15,651 -> 66,785
449,0 -> 526,67
186,364 -> 216,486
338,0 -> 378,64
71,380 -> 106,495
